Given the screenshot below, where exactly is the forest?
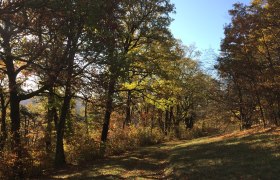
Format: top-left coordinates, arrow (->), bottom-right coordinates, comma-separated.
0,0 -> 280,179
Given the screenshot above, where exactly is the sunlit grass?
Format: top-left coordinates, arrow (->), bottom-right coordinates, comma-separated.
165,127 -> 280,179
47,127 -> 280,179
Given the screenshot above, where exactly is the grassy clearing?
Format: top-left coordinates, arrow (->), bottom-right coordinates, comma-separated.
43,127 -> 280,179
166,127 -> 280,179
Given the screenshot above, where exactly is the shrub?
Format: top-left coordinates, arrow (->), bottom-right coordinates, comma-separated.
137,127 -> 165,146
65,122 -> 101,164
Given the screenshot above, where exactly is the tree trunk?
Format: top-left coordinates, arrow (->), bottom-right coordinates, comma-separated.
55,91 -> 71,167
158,110 -> 164,133
150,106 -> 155,134
54,22 -> 81,166
100,76 -> 116,155
236,83 -> 246,130
256,96 -> 266,128
174,105 -> 180,138
9,85 -> 23,178
164,109 -> 169,135
45,88 -> 55,154
54,57 -> 74,168
169,107 -> 174,132
123,90 -> 131,128
3,30 -> 23,177
101,76 -> 116,142
85,100 -> 89,134
0,91 -> 7,150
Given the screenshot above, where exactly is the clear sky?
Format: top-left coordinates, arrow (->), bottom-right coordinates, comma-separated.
170,0 -> 251,53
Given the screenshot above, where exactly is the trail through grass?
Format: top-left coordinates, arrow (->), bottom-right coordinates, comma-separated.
44,127 -> 280,179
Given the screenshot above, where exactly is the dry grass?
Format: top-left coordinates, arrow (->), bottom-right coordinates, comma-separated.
166,126 -> 280,179
41,126 -> 280,179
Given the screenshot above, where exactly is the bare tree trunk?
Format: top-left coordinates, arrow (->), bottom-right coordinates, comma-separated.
55,86 -> 72,167
10,86 -> 23,178
54,50 -> 75,167
0,91 -> 7,150
158,110 -> 164,133
165,109 -> 169,135
101,76 -> 116,144
256,93 -> 266,128
174,105 -> 180,138
100,75 -> 116,156
7,61 -> 23,178
169,106 -> 174,132
150,106 -> 155,134
123,90 -> 131,129
45,88 -> 55,154
85,100 -> 89,134
54,19 -> 82,166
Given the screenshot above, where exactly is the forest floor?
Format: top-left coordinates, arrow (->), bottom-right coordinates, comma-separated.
43,127 -> 280,179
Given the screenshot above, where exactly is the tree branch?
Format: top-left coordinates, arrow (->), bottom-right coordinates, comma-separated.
18,84 -> 50,101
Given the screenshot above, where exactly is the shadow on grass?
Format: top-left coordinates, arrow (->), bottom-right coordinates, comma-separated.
46,143 -> 180,179
167,133 -> 280,179
43,130 -> 280,179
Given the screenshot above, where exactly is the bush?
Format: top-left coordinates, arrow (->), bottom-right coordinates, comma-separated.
65,123 -> 101,164
137,127 -> 165,146
0,151 -> 15,179
105,126 -> 164,155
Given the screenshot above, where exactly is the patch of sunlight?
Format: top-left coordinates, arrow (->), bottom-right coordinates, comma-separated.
272,153 -> 280,158
97,167 -> 125,175
225,141 -> 240,146
174,138 -> 212,149
164,166 -> 174,176
244,138 -> 264,144
129,156 -> 141,160
250,142 -> 276,149
52,172 -> 82,179
85,167 -> 125,178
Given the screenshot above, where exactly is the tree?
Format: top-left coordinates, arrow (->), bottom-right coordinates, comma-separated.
99,0 -> 175,153
0,1 -> 52,176
217,0 -> 280,128
0,76 -> 8,150
41,0 -> 110,167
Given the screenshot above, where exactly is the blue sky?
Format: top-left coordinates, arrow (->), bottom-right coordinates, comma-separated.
170,0 -> 251,52
169,0 -> 251,73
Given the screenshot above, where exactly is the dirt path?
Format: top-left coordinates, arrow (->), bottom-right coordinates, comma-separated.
45,141 -> 182,179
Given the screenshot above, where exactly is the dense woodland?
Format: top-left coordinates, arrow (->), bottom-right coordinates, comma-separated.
0,0 -> 279,179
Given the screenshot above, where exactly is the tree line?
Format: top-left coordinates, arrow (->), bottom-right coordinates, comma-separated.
2,0 -> 278,179
0,0 -> 217,178
216,0 -> 280,129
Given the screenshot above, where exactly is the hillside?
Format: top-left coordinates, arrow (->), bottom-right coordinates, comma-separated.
44,127 -> 280,179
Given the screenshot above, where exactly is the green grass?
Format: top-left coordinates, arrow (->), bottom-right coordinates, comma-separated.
43,128 -> 280,179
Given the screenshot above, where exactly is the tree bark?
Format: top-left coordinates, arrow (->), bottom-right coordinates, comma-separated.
150,106 -> 155,134
6,55 -> 23,178
54,87 -> 71,167
85,100 -> 89,134
45,88 -> 55,154
164,109 -> 169,135
174,105 -> 180,138
54,50 -> 75,167
158,110 -> 164,133
0,91 -> 7,150
54,19 -> 82,166
123,90 -> 131,128
9,79 -> 23,178
169,106 -> 174,132
101,76 -> 116,143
